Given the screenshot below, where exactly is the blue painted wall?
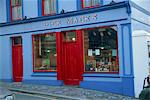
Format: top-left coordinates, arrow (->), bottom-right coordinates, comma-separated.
0,36 -> 12,81
58,0 -> 77,13
0,0 -> 7,23
23,0 -> 38,19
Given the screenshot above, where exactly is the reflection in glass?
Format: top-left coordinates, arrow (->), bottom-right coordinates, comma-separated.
33,33 -> 56,71
84,26 -> 119,73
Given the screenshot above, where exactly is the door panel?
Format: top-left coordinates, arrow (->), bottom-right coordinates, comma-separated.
62,30 -> 84,85
12,37 -> 23,82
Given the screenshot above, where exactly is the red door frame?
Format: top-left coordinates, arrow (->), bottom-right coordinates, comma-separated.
12,36 -> 23,82
57,30 -> 84,85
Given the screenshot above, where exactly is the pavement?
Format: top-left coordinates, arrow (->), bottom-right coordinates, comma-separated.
0,82 -> 139,100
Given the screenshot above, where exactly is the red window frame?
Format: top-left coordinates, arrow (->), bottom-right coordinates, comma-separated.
42,0 -> 57,16
83,26 -> 119,74
81,0 -> 100,9
32,33 -> 57,72
10,0 -> 22,21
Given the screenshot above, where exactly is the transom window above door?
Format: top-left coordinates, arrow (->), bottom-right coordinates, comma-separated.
42,0 -> 57,15
82,0 -> 100,8
10,0 -> 22,21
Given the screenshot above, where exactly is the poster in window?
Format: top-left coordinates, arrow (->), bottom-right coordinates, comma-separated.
95,49 -> 100,55
112,49 -> 117,57
88,49 -> 93,56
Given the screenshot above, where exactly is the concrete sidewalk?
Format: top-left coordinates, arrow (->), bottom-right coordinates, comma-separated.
0,82 -> 138,100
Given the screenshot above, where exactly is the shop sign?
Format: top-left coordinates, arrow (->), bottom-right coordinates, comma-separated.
42,14 -> 98,27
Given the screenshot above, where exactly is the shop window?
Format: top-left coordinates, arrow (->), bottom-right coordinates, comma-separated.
33,33 -> 57,72
82,0 -> 100,8
11,0 -> 22,21
63,31 -> 76,42
42,0 -> 57,15
84,26 -> 119,73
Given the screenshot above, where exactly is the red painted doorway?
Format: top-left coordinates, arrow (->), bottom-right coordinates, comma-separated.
61,30 -> 84,85
12,37 -> 23,82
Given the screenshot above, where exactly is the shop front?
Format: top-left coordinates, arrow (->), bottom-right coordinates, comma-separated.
31,26 -> 119,85
0,2 -> 134,96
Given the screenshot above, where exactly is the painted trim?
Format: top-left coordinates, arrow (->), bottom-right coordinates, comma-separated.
121,23 -> 134,76
23,79 -> 63,86
6,0 -> 11,22
128,23 -> 134,76
77,0 -> 81,10
0,18 -> 128,36
83,73 -> 120,77
121,24 -> 125,76
0,1 -> 130,27
38,0 -> 42,16
31,72 -> 57,77
56,0 -> 58,14
0,79 -> 13,82
130,1 -> 150,16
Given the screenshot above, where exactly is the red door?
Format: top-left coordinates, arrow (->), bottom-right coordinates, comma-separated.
62,30 -> 84,85
12,37 -> 23,82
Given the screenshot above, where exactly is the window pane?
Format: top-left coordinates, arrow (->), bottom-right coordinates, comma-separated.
12,7 -> 18,20
44,0 -> 50,14
84,0 -> 91,7
11,0 -> 21,6
12,6 -> 22,20
63,31 -> 76,42
44,0 -> 56,15
84,27 -> 119,73
33,33 -> 57,71
92,0 -> 99,6
17,6 -> 22,19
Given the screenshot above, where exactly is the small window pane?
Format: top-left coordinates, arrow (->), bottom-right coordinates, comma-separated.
92,0 -> 99,6
11,0 -> 22,20
33,33 -> 57,71
12,6 -> 22,20
11,0 -> 22,6
63,31 -> 76,42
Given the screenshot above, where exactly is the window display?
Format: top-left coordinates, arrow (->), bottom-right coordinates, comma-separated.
33,33 -> 56,71
84,26 -> 119,73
